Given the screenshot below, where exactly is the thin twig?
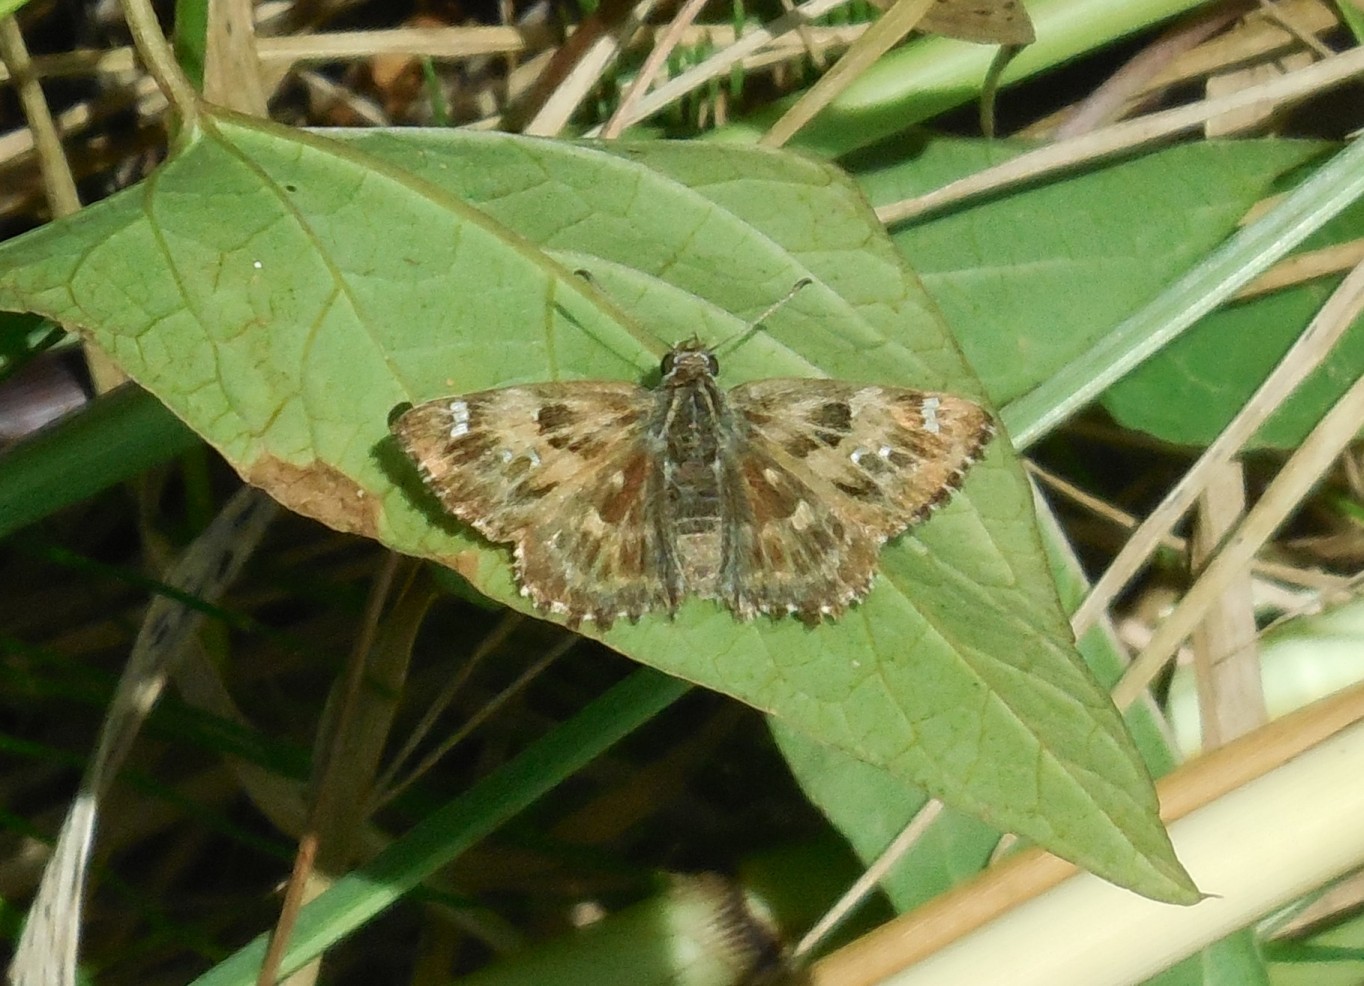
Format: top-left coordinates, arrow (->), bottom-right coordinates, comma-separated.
877,45 -> 1364,224
793,799 -> 945,960
601,0 -> 712,138
1073,259 -> 1364,637
374,631 -> 580,809
582,0 -> 857,137
760,0 -> 931,148
1112,367 -> 1364,710
370,612 -> 524,800
524,0 -> 662,136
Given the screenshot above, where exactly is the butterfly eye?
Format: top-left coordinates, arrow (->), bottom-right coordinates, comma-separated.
661,352 -> 677,376
706,352 -> 719,375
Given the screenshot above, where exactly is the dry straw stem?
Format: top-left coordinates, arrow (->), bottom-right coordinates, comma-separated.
1072,259 -> 1364,639
1049,5 -> 1242,140
759,0 -> 933,148
1189,460 -> 1263,749
0,74 -> 165,170
1255,0 -> 1335,58
1020,0 -> 1335,139
875,43 -> 1364,225
1235,239 -> 1364,299
808,680 -> 1364,986
792,799 -> 946,960
0,29 -> 550,85
0,14 -> 127,392
0,25 -> 870,86
202,0 -> 267,115
582,0 -> 856,137
523,0 -> 664,135
1149,0 -> 1336,90
261,554 -> 416,986
1111,360 -> 1364,712
600,0 -> 714,138
1033,461 -> 1344,608
0,18 -> 80,213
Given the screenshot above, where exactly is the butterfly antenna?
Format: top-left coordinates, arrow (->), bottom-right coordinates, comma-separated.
714,277 -> 814,355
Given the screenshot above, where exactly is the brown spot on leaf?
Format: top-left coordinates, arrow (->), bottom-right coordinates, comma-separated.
247,456 -> 380,538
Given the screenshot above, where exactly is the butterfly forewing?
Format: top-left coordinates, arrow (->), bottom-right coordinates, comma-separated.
392,383 -> 678,625
729,380 -> 994,536
718,440 -> 882,620
718,380 -> 993,618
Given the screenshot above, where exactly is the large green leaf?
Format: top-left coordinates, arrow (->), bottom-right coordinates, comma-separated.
0,109 -> 1193,903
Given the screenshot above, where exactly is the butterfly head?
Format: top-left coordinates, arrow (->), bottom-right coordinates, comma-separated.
660,338 -> 720,385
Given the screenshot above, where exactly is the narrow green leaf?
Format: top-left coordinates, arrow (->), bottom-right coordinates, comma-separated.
0,384 -> 199,538
188,668 -> 690,986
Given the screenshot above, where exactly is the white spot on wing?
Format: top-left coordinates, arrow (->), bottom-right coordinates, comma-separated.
448,399 -> 471,438
852,445 -> 896,467
920,396 -> 942,434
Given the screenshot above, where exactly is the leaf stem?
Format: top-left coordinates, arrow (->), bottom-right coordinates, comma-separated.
119,0 -> 199,130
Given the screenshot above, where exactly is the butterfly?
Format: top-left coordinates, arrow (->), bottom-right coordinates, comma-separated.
390,339 -> 993,629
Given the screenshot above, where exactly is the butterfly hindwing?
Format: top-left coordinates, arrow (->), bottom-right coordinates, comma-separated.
718,436 -> 883,620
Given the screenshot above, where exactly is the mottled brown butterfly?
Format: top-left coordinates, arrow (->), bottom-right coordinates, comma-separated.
391,300 -> 993,628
